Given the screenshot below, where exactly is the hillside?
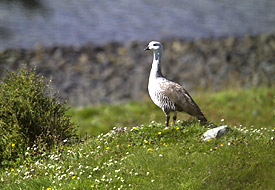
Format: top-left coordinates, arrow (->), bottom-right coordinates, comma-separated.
1,122 -> 275,189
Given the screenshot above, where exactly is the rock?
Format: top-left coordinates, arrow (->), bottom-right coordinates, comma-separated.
202,125 -> 231,141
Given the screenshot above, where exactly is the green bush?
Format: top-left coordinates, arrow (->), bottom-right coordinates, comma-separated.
0,67 -> 77,165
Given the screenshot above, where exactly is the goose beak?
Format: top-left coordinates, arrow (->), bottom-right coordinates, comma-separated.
144,46 -> 150,51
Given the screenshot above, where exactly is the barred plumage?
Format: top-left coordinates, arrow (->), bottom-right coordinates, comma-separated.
144,41 -> 207,126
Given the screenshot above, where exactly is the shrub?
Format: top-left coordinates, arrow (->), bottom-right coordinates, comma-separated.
0,67 -> 77,165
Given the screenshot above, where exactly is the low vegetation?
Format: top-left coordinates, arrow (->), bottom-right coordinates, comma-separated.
1,120 -> 275,189
0,67 -> 77,166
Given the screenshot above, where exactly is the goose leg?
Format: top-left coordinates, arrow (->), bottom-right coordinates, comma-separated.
173,112 -> 177,126
166,114 -> 170,127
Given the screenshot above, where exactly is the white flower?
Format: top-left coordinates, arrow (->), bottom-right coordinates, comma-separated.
93,166 -> 99,171
25,171 -> 30,175
56,166 -> 61,170
151,179 -> 155,182
159,154 -> 163,157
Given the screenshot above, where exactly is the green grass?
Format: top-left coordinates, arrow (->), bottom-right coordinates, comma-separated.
1,121 -> 275,189
1,87 -> 274,189
70,87 -> 274,136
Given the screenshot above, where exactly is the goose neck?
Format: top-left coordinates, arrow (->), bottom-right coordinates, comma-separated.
150,50 -> 163,78
153,49 -> 162,63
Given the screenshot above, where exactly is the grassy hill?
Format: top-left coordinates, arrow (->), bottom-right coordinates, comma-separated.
0,88 -> 274,189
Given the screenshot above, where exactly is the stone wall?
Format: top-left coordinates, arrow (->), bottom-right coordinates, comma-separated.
0,34 -> 274,105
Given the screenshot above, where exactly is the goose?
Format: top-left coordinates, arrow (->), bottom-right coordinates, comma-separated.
144,41 -> 207,126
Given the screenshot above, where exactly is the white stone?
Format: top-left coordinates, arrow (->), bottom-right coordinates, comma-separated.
202,125 -> 230,141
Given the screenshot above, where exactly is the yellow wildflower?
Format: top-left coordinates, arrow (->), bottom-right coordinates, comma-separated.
176,127 -> 179,130
72,176 -> 76,180
47,188 -> 52,190
147,148 -> 152,151
116,145 -> 119,148
106,147 -> 109,150
220,144 -> 223,147
12,144 -> 15,147
144,140 -> 148,144
11,169 -> 14,172
14,173 -> 17,175
158,132 -> 161,135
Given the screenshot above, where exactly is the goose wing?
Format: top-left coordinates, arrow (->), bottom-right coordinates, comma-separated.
159,80 -> 207,121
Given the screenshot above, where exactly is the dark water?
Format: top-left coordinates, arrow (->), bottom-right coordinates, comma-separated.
0,0 -> 275,50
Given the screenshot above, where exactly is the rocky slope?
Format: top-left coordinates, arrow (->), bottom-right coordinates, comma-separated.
0,34 -> 274,106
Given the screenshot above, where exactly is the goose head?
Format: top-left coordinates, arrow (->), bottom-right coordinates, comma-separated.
144,41 -> 163,51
